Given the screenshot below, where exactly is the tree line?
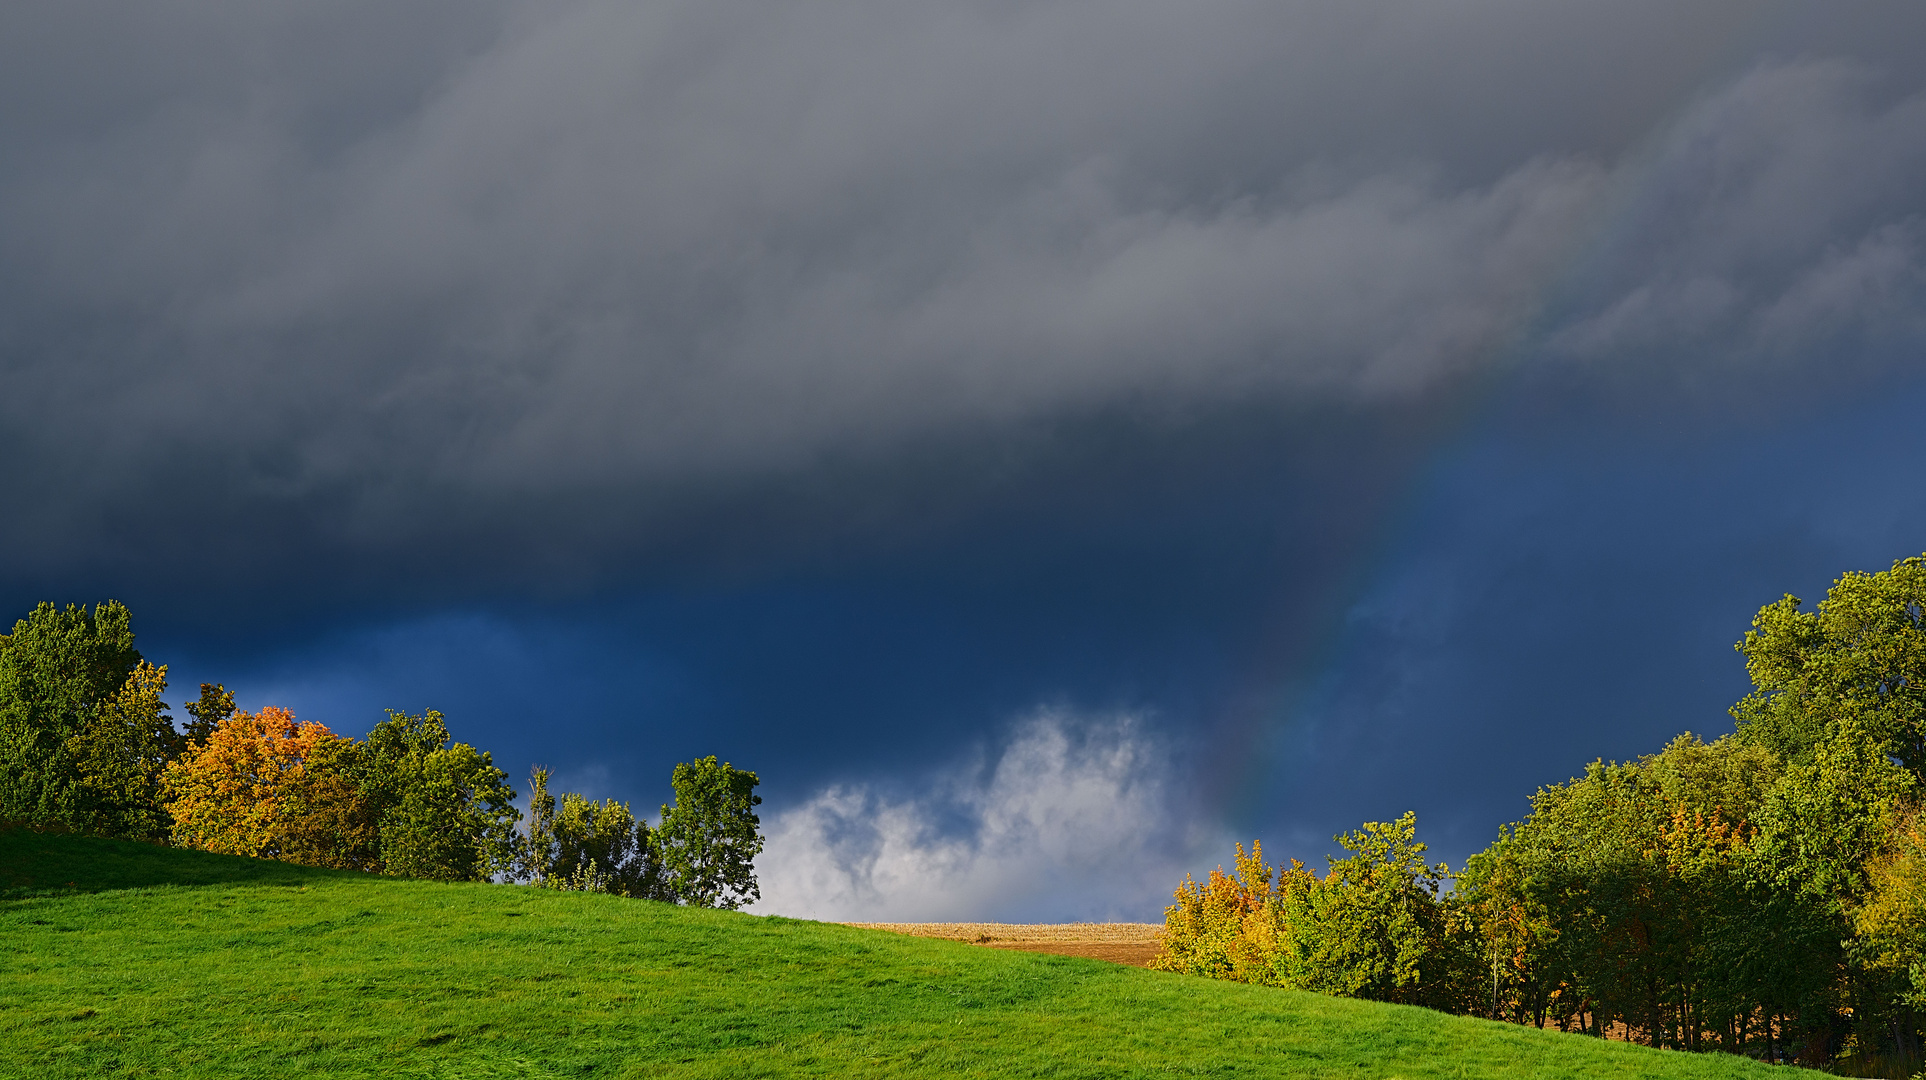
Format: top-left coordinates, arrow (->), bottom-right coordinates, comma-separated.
0,601 -> 763,908
1155,554 -> 1926,1072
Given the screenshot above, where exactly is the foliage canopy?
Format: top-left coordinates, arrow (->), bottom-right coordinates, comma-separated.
656,755 -> 764,909
1160,554 -> 1926,1070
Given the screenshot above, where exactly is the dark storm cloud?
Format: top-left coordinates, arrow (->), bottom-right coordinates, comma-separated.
13,1 -> 1926,919
5,0 -> 1926,594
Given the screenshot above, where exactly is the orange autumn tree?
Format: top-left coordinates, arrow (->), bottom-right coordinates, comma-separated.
162,706 -> 374,869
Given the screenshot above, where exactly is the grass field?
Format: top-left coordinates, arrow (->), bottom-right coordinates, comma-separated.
2,829 -> 1784,1079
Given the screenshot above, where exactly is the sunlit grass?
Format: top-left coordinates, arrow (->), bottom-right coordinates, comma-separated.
2,829 -> 1779,1079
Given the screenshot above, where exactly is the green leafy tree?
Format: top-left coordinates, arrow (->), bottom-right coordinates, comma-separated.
1751,716 -> 1915,907
1144,554 -> 1926,1065
356,710 -> 520,881
1276,812 -> 1449,1007
522,767 -> 664,898
180,683 -> 236,747
357,708 -> 455,806
1725,560 -> 1926,1063
655,756 -> 763,909
0,601 -> 149,832
1447,735 -> 1820,1049
1732,555 -> 1926,783
1746,717 -> 1916,1062
64,661 -> 180,841
1452,825 -> 1574,1028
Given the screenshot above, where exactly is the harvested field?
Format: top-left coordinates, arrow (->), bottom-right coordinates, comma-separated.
846,922 -> 1165,967
979,941 -> 1164,966
845,922 -> 1163,942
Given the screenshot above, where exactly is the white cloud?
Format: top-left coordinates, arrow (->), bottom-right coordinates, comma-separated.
750,709 -> 1207,922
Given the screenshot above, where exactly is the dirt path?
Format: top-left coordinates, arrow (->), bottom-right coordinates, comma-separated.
844,923 -> 1165,968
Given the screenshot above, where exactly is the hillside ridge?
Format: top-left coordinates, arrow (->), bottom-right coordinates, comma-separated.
2,829 -> 1778,1079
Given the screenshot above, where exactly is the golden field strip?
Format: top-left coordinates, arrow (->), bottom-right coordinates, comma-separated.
845,922 -> 1162,943
845,923 -> 1166,967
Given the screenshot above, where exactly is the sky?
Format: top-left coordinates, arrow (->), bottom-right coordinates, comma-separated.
5,0 -> 1926,921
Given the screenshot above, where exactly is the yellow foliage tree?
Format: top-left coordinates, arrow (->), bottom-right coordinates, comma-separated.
162,706 -> 374,869
1151,840 -> 1310,984
1858,810 -> 1926,1010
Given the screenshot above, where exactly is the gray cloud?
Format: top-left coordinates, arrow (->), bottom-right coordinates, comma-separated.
4,0 -> 1926,578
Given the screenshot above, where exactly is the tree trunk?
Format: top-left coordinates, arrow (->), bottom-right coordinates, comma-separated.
1797,1021 -> 1824,1067
1646,977 -> 1662,1047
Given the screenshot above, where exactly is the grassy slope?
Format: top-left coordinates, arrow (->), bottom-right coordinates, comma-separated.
2,831 -> 1778,1080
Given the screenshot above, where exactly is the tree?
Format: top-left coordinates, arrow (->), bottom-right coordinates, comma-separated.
1733,555 -> 1926,783
1467,736 -> 1825,1050
522,767 -> 664,898
1725,560 -> 1926,1063
1152,815 -> 1453,1006
0,601 -> 143,829
1751,716 -> 1915,907
180,683 -> 236,747
162,706 -> 374,867
1858,809 -> 1925,1060
1277,812 -> 1450,1007
1432,733 -> 1843,1050
162,704 -> 520,879
1140,554 -> 1926,1065
64,660 -> 180,841
1452,825 -> 1572,1028
655,756 -> 763,909
359,709 -> 520,882
1150,841 -> 1298,984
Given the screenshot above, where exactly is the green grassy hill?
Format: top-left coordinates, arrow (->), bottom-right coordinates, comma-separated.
2,830 -> 1778,1079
